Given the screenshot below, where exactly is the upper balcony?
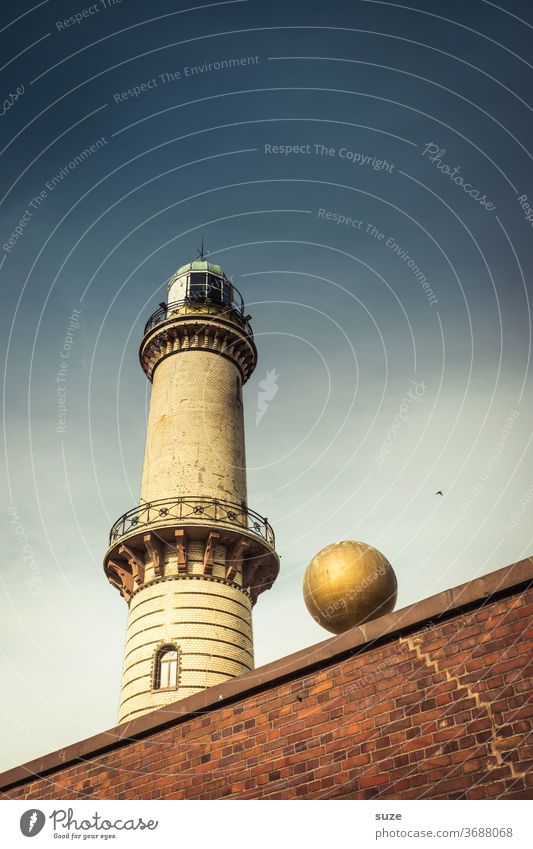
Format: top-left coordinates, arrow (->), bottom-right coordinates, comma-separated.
144,262 -> 253,338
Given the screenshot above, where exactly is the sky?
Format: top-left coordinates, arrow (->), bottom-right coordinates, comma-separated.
1,0 -> 532,771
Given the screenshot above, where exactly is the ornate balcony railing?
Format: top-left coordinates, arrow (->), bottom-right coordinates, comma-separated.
109,496 -> 275,549
144,298 -> 253,338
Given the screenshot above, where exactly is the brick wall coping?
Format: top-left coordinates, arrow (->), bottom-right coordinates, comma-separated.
1,556 -> 531,793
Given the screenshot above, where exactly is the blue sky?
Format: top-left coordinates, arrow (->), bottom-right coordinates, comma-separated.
1,0 -> 532,770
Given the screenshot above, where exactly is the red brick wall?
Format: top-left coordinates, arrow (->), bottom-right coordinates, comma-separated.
2,577 -> 532,800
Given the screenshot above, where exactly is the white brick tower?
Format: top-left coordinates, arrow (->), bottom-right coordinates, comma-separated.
104,255 -> 279,725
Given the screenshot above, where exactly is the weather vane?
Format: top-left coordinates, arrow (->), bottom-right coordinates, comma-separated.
196,234 -> 208,260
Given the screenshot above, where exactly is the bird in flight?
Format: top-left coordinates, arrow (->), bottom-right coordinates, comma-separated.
436,490 -> 443,496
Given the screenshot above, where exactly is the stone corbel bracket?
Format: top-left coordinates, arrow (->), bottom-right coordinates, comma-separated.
143,532 -> 165,578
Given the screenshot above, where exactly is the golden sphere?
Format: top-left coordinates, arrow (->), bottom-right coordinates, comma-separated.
303,540 -> 397,634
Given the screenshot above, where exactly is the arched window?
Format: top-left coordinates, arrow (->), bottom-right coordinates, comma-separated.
154,645 -> 179,691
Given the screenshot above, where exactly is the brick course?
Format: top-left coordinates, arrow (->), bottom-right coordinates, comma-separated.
1,558 -> 532,800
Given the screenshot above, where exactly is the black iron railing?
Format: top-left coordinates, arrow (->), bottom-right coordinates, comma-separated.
144,298 -> 252,338
109,496 -> 275,548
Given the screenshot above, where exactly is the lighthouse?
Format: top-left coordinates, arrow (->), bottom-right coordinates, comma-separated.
104,254 -> 279,724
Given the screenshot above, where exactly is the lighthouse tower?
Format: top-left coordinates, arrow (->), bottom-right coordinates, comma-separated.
104,254 -> 279,725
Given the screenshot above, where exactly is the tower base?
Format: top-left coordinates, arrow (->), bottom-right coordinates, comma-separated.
118,575 -> 253,724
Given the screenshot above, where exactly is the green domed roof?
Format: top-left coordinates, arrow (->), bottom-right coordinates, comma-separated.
174,259 -> 225,277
